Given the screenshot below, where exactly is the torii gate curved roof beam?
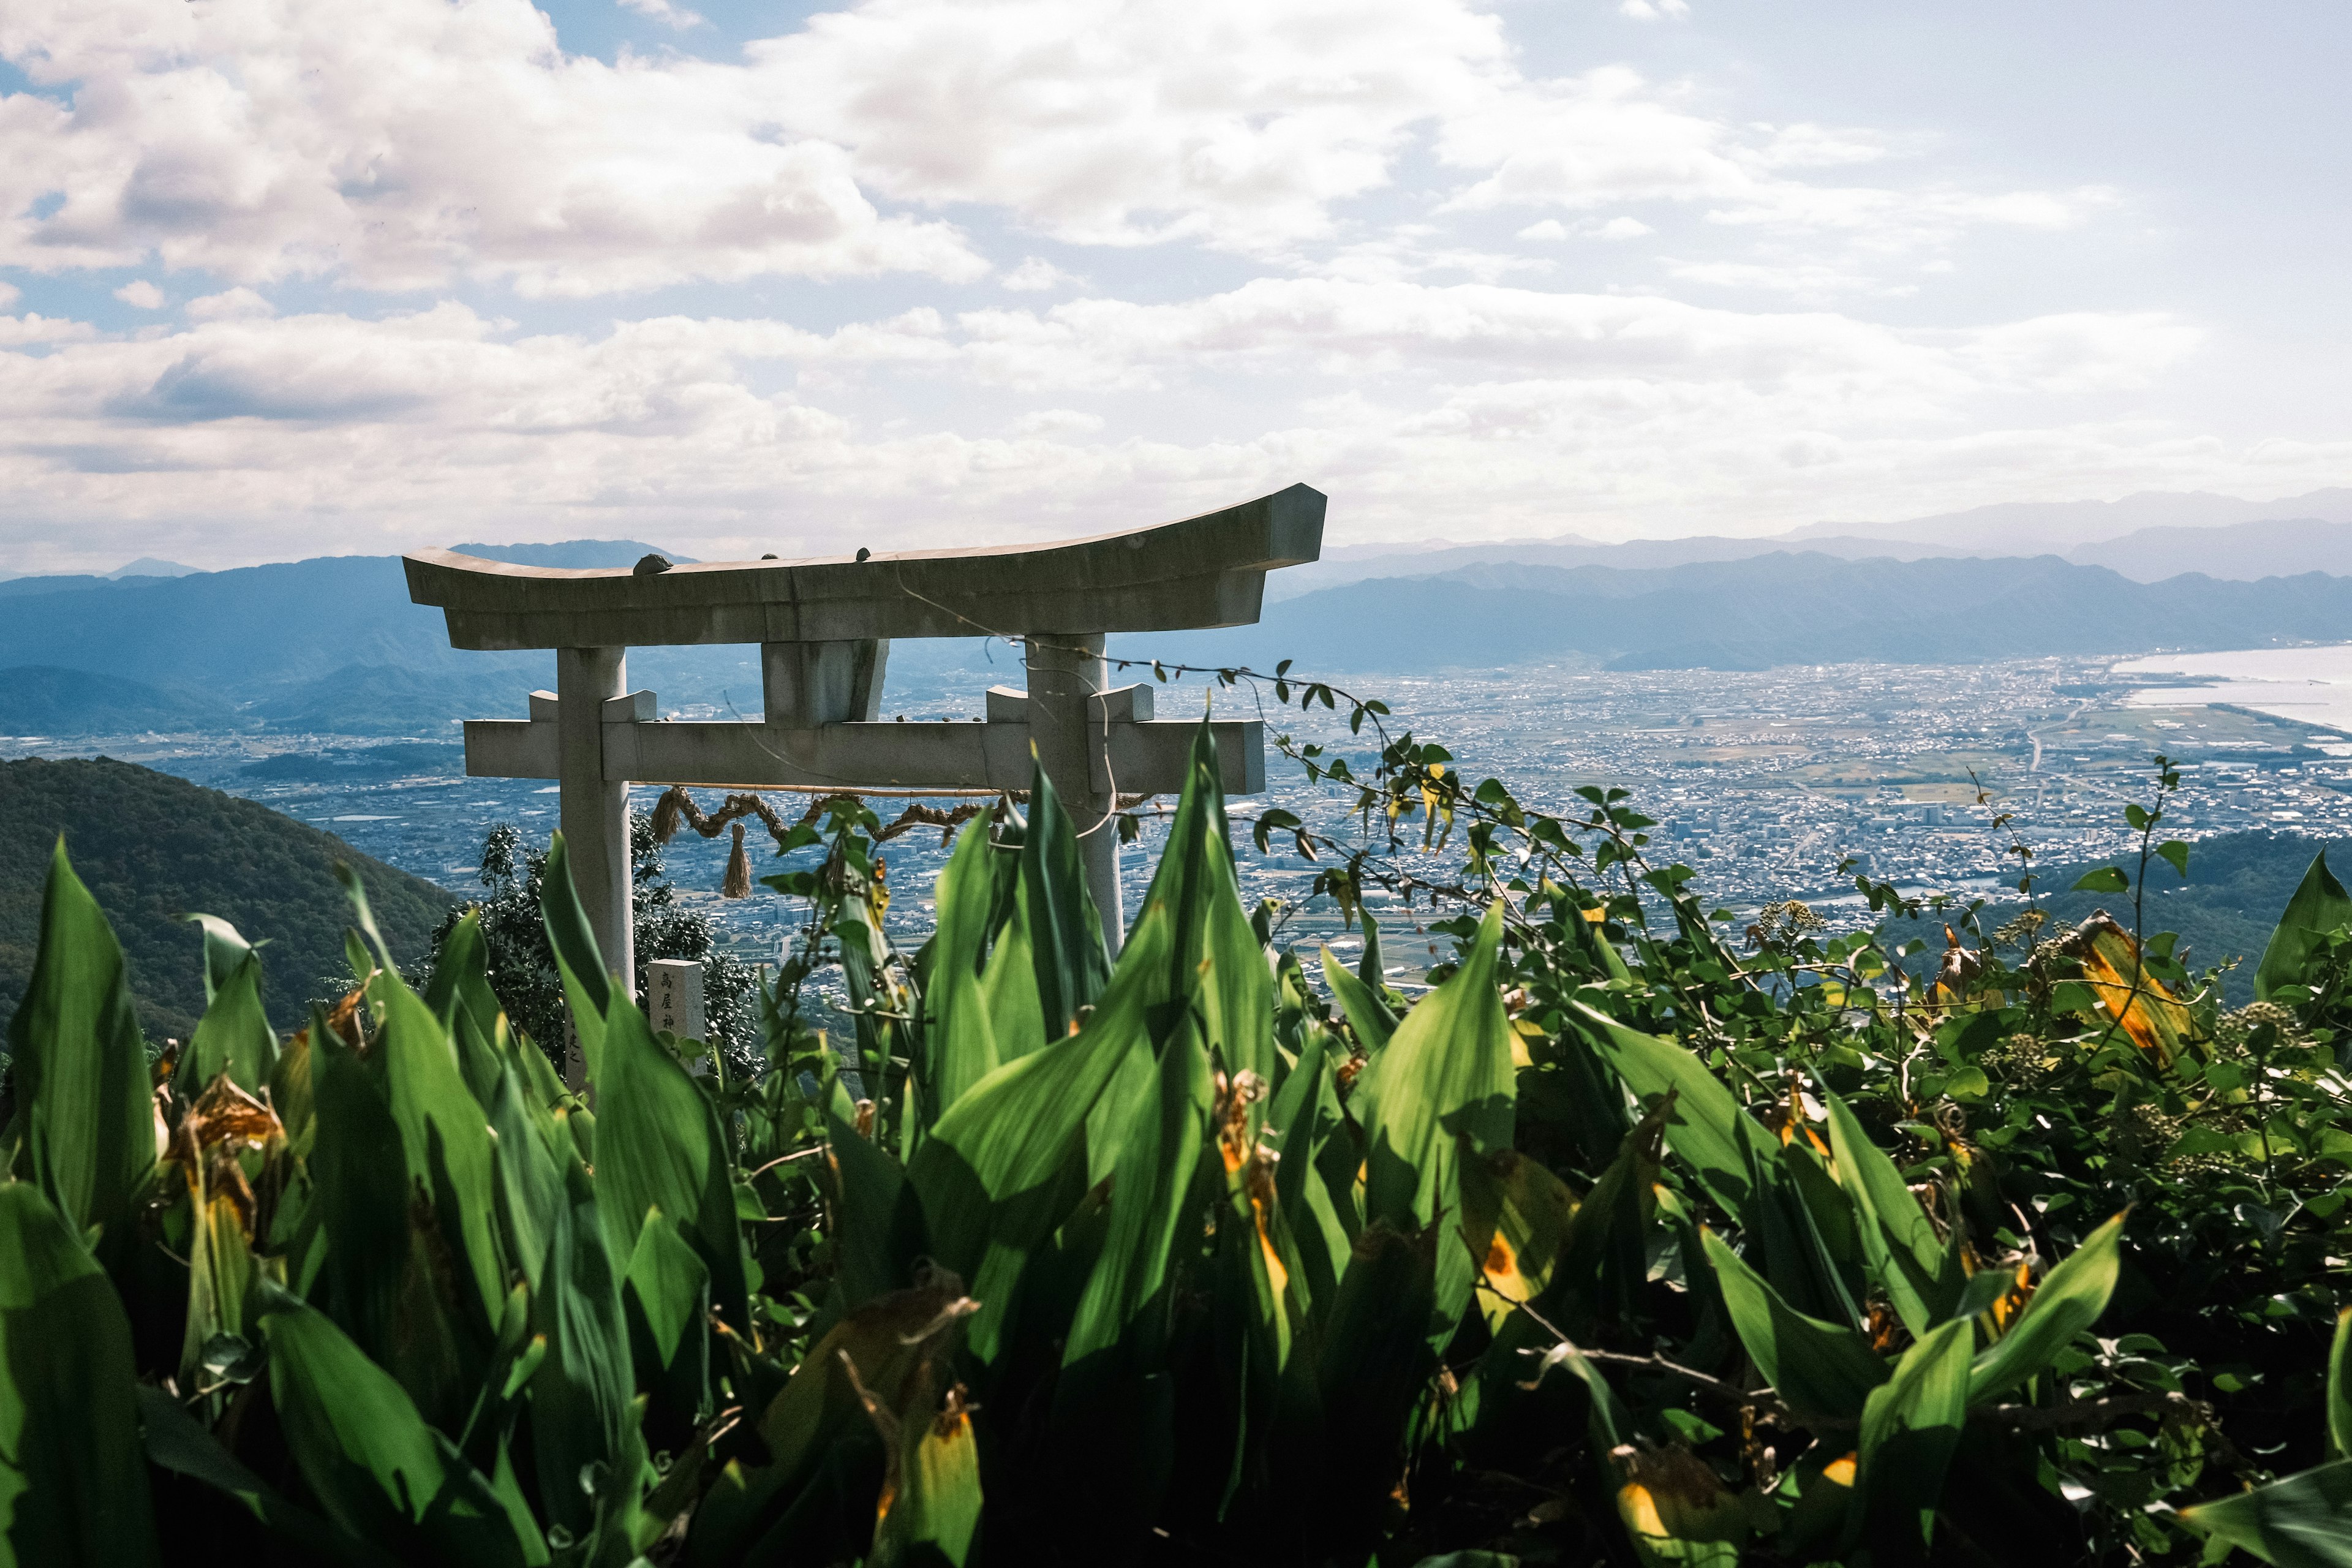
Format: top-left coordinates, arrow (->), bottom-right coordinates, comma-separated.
404,483 -> 1325,650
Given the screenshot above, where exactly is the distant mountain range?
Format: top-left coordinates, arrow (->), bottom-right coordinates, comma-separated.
1275,496 -> 2352,597
1126,552 -> 2352,673
9,499 -> 2352,737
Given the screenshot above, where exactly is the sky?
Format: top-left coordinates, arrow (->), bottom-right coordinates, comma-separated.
0,0 -> 2347,573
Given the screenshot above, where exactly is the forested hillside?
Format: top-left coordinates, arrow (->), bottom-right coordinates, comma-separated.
0,756 -> 451,1039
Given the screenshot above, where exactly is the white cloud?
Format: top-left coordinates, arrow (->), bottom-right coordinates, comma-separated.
749,0 -> 1514,253
616,0 -> 706,29
185,288 -> 276,321
0,0 -> 985,295
1516,219 -> 1567,241
113,279 -> 163,308
1619,0 -> 1691,20
1595,216 -> 1653,240
1012,407 -> 1103,435
1001,256 -> 1082,292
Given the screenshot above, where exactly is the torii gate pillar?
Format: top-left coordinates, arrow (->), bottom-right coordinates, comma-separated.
1025,631 -> 1124,952
556,645 -> 633,998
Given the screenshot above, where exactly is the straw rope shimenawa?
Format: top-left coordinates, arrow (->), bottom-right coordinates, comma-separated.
647,782 -> 1158,899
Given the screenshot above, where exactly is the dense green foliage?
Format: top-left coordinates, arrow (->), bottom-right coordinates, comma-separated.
418,816 -> 763,1072
3,710 -> 2351,1567
1887,830 -> 2350,1004
0,757 -> 450,1039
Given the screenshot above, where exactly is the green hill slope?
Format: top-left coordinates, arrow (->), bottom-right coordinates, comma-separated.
0,756 -> 454,1041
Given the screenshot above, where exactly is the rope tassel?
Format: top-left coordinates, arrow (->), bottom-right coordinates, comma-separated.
722,823 -> 752,899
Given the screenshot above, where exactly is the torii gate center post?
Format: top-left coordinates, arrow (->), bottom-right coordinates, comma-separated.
404,483 -> 1327,1005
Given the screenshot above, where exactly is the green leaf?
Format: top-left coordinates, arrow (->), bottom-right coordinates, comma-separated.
1350,900 -> 1516,1337
622,1205 -> 712,1428
922,818 -> 1006,1117
372,972 -> 511,1344
2071,866 -> 2129,894
262,1299 -> 547,1566
2180,1457 -> 2352,1567
522,1144 -> 637,1539
2257,851 -> 2352,1001
595,989 -> 752,1336
1822,1089 -> 1964,1335
1061,1012 -> 1213,1370
307,1012 -> 480,1431
540,832 -> 610,1079
2330,1307 -> 2351,1460
870,1379 -> 984,1568
1125,722 -> 1277,1084
907,900 -> 1181,1362
1321,943 -> 1396,1054
1968,1210 -> 2125,1403
6,839 -> 156,1240
421,911 -> 510,1114
1849,1317 -> 1973,1561
1700,1229 -> 1887,1423
181,914 -> 277,1095
137,1384 -> 396,1567
1016,756 -> 1110,1039
2157,839 -> 2191,880
0,1182 -> 159,1567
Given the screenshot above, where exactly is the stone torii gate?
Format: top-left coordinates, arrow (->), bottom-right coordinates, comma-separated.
404,483 -> 1325,994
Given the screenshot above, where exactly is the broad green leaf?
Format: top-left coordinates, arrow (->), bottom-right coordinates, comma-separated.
1129,723 -> 1279,1083
907,901 -> 1179,1362
2258,850 -> 2352,1001
523,1145 -> 637,1538
137,1383 -> 396,1567
2332,1308 -> 2352,1459
422,911 -> 510,1114
1967,1210 -> 2124,1403
262,1299 -> 546,1566
181,914 -> 277,1095
0,1182 -> 159,1567
687,1276 -> 970,1566
1267,1025 -> 1354,1313
1461,1148 -> 1577,1336
1351,900 -> 1515,1336
372,971 -> 510,1341
978,911 -> 1047,1061
871,1378 -> 984,1568
624,1205 -> 712,1427
488,1061 -> 564,1297
6,839 -> 155,1240
1568,1001 -> 1784,1231
307,1016 -> 478,1431
541,832 -> 610,1079
1822,1088 -> 1962,1335
1016,758 -> 1110,1038
2180,1458 -> 2352,1567
1317,1221 -> 1442,1524
595,989 -> 752,1334
1700,1229 -> 1886,1423
2071,865 -> 2128,894
1569,1003 -> 1824,1314
827,1095 -> 916,1310
1322,943 -> 1396,1054
1849,1317 -> 1972,1561
925,819 -> 1006,1113
1061,1012 -> 1212,1368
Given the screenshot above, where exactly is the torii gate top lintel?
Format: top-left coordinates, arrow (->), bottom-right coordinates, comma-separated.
404,482 -> 1325,650
407,484 -> 1325,1058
